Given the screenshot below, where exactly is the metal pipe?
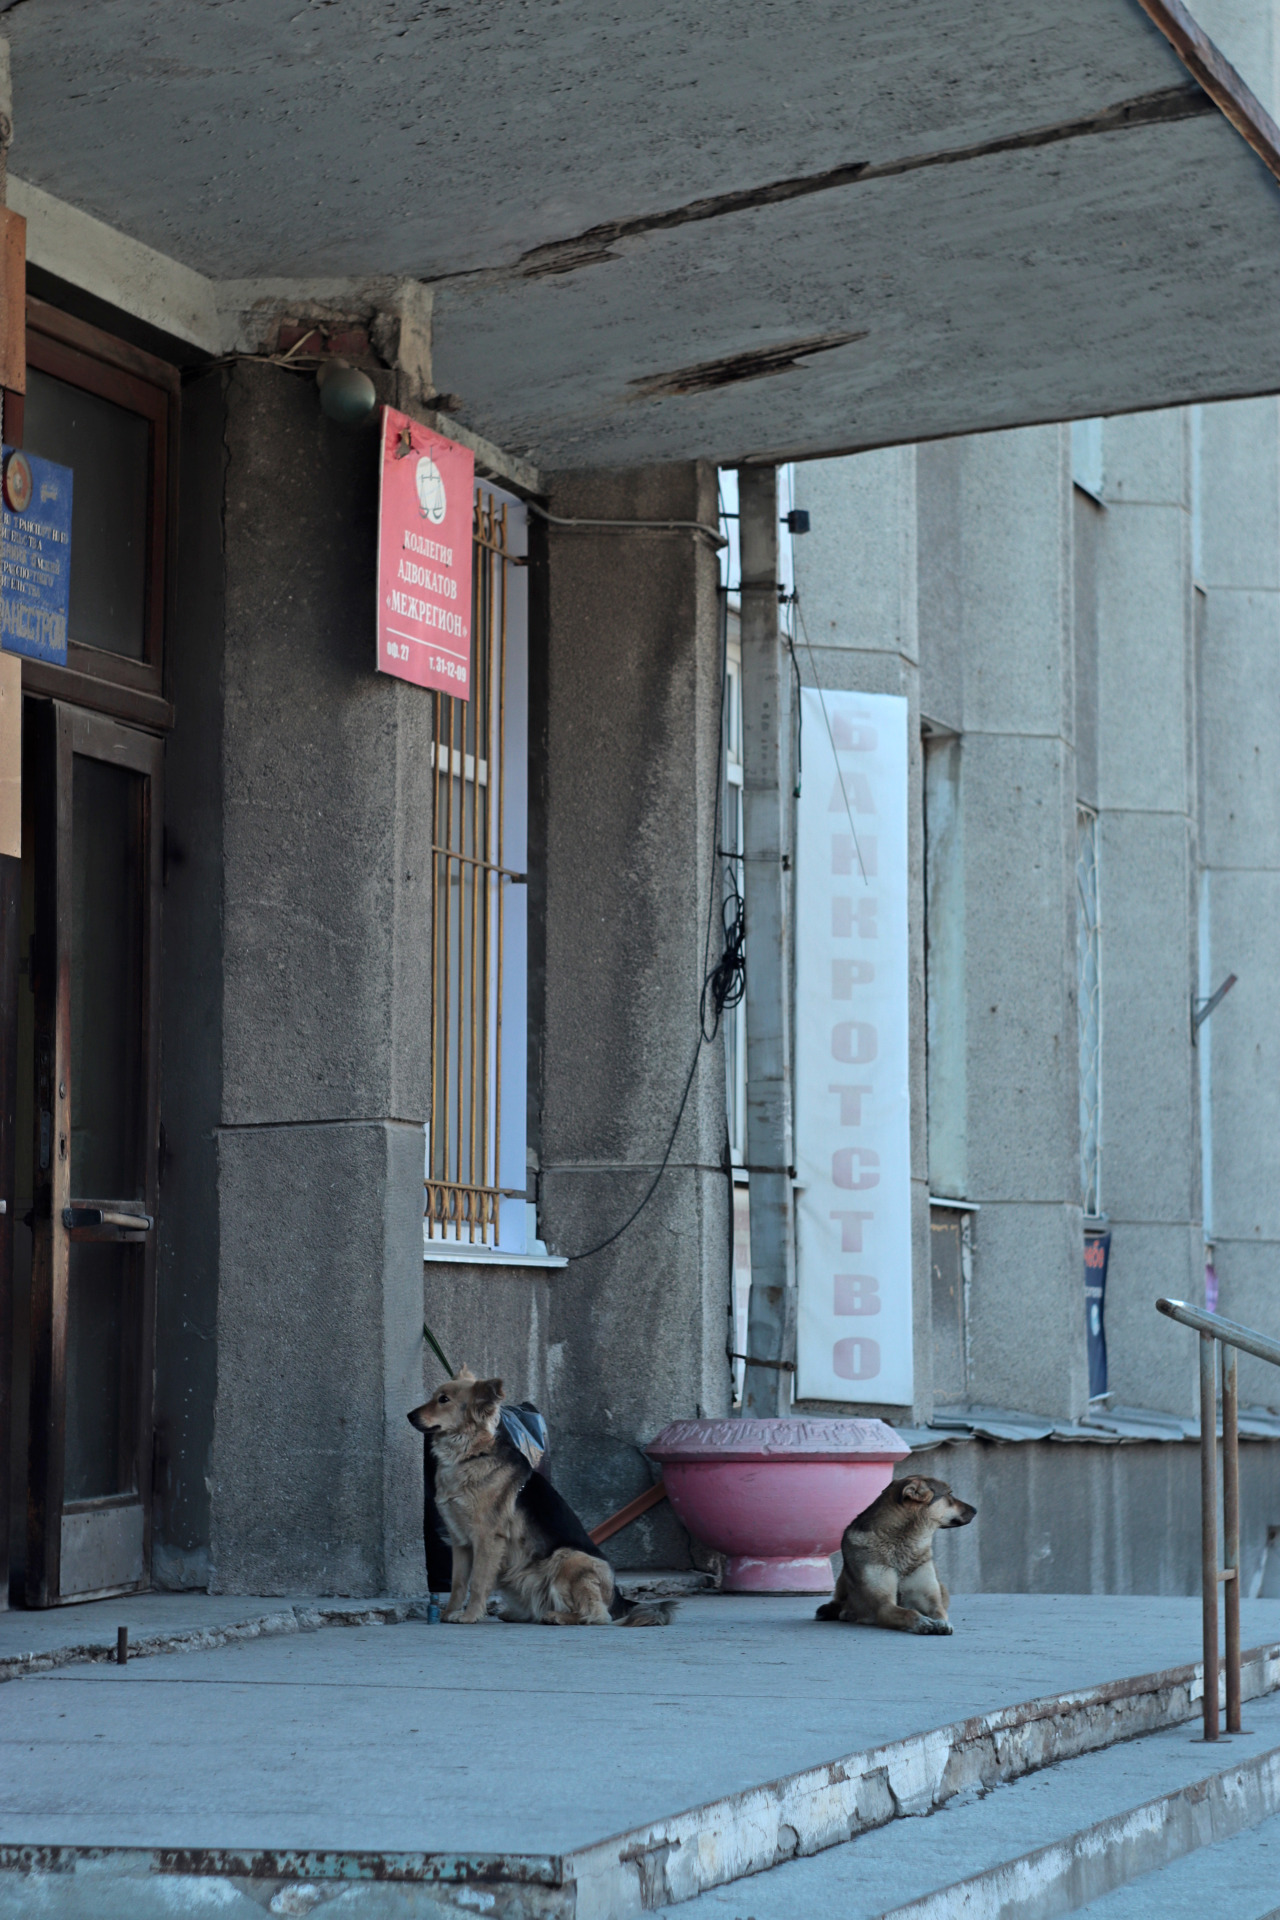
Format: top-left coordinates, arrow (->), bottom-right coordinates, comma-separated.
468,585 -> 482,1240
493,514 -> 509,1241
1199,1331 -> 1219,1741
1157,1296 -> 1280,1369
442,680 -> 457,1198
429,685 -> 444,1217
736,464 -> 796,1418
1222,1341 -> 1241,1733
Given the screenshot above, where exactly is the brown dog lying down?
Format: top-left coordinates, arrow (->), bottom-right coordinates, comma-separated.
816,1474 -> 976,1635
408,1368 -> 673,1626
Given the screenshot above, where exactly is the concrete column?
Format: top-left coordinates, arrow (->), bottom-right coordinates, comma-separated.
1198,393 -> 1280,1406
1092,411 -> 1200,1415
738,465 -> 796,1417
793,448 -> 931,1422
152,370 -> 226,1590
205,363 -> 429,1595
535,463 -> 730,1560
920,427 -> 1086,1419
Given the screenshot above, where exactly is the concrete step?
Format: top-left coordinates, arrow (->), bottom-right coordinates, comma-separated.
1075,1809 -> 1280,1918
654,1691 -> 1280,1920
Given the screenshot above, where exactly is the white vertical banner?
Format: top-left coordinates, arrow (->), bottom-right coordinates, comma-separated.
794,688 -> 912,1405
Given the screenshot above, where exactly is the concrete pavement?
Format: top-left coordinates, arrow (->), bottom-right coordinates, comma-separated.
0,1590 -> 1278,1914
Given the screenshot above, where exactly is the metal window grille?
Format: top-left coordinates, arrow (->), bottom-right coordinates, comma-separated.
1076,805 -> 1102,1216
426,489 -> 525,1245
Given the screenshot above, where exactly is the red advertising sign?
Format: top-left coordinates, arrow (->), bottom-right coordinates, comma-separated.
376,407 -> 475,696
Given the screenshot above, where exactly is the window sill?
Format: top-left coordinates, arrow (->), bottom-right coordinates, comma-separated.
423,1237 -> 568,1270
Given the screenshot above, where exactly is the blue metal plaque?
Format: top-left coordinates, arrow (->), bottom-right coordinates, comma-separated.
1,447 -> 73,665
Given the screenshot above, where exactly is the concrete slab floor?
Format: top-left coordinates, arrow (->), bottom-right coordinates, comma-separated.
0,1592 -> 428,1679
1,1593 -> 1280,1857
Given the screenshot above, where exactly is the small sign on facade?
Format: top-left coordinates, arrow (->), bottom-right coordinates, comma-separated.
794,689 -> 913,1407
376,408 -> 475,697
1,447 -> 73,666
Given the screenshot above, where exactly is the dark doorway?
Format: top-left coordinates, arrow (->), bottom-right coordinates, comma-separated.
12,701 -> 162,1605
5,300 -> 175,1607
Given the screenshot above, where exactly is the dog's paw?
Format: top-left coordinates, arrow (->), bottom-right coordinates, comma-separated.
913,1615 -> 953,1636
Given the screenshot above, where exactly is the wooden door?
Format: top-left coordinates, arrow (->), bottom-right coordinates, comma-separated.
23,699 -> 161,1605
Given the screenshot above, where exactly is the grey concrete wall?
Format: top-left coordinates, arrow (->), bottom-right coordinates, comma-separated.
206,363 -> 430,1595
1198,395 -> 1280,1411
1093,411 -> 1201,1417
792,448 -> 933,1424
212,1120 -> 424,1595
152,368 -> 227,1590
530,463 -> 730,1564
919,428 -> 1088,1419
915,1437 -> 1280,1599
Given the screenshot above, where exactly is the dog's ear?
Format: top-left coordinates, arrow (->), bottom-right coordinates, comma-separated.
899,1476 -> 934,1506
473,1376 -> 505,1411
457,1363 -> 476,1381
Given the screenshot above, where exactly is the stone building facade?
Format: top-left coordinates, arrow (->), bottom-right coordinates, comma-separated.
4,2 -> 1280,1612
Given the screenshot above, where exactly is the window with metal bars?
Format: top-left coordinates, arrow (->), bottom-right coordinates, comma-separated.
425,483 -> 530,1254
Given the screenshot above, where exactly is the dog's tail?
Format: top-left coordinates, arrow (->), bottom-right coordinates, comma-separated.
611,1590 -> 677,1627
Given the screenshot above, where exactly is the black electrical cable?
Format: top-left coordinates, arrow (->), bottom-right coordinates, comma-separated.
700,877 -> 745,1036
565,580 -> 739,1261
562,1038 -> 705,1263
784,620 -> 803,799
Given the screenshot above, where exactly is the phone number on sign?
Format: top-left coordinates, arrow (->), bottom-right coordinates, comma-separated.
384,641 -> 467,682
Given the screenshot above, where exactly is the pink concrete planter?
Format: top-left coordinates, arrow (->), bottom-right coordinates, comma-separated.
647,1417 -> 910,1593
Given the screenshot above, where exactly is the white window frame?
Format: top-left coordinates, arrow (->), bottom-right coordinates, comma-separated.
424,480 -> 561,1266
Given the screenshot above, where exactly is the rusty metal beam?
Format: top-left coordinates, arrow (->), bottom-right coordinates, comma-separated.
1135,0 -> 1280,183
588,1480 -> 667,1547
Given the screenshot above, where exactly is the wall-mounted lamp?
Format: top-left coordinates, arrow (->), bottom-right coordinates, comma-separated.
316,359 -> 377,425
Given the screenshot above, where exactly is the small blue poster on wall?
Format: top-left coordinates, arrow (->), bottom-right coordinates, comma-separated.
1,446 -> 73,666
1084,1231 -> 1110,1400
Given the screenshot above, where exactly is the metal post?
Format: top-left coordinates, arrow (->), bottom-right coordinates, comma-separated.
1199,1331 -> 1220,1741
736,464 -> 796,1418
1222,1342 -> 1242,1733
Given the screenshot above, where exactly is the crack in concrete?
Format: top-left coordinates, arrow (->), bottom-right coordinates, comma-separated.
512,83 -> 1213,281
627,330 -> 869,399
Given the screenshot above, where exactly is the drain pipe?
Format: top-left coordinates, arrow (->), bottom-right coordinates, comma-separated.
737,465 -> 796,1417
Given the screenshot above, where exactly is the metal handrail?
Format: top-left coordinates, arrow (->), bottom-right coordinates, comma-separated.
1156,1296 -> 1280,1741
1156,1298 -> 1280,1369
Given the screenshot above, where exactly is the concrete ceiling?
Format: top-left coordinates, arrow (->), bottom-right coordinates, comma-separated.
7,0 -> 1280,469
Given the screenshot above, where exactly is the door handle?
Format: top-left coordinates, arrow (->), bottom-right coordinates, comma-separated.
63,1206 -> 153,1232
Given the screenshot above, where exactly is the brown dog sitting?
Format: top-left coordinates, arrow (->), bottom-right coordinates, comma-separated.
407,1368 -> 673,1627
815,1474 -> 976,1635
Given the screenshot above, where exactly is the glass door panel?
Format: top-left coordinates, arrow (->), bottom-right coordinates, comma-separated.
22,367 -> 151,661
71,754 -> 144,1194
23,700 -> 160,1605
